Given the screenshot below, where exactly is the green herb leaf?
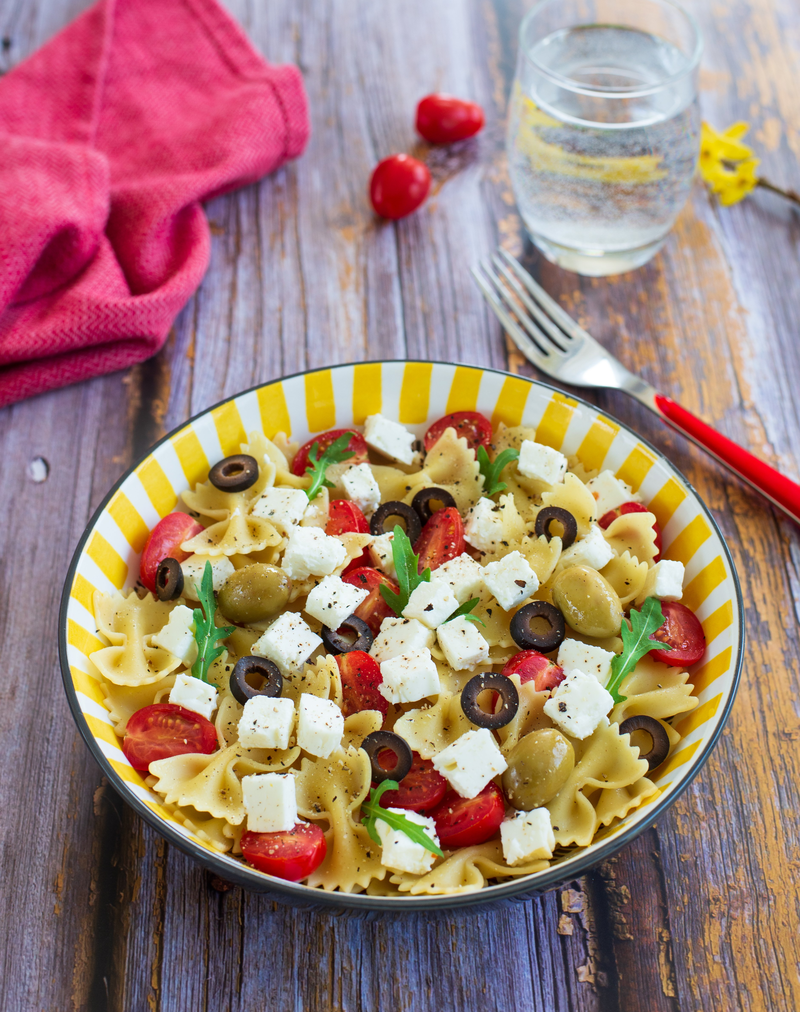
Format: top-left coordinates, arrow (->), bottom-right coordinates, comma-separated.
305,432 -> 356,501
361,780 -> 444,857
605,597 -> 673,704
191,561 -> 235,683
478,445 -> 520,496
378,524 -> 431,615
442,597 -> 485,626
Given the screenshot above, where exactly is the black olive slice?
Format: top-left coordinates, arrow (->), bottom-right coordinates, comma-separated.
370,501 -> 422,543
321,615 -> 374,655
155,557 -> 184,601
461,672 -> 519,730
534,506 -> 578,549
209,453 -> 259,492
510,602 -> 566,653
411,486 -> 457,524
230,656 -> 283,705
361,731 -> 413,784
619,715 -> 670,771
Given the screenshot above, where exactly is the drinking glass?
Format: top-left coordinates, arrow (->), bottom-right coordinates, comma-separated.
507,0 -> 702,276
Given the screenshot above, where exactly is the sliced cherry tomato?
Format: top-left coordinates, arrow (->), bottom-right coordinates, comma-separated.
414,507 -> 464,573
502,650 -> 565,692
598,501 -> 663,562
430,783 -> 505,849
648,601 -> 706,666
376,753 -> 447,812
336,650 -> 389,718
291,428 -> 369,478
241,823 -> 327,882
122,703 -> 217,771
327,499 -> 370,536
416,94 -> 485,145
369,154 -> 431,220
139,512 -> 204,593
342,567 -> 399,635
424,410 -> 492,454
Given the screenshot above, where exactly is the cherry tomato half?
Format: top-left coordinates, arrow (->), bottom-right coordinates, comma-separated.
140,513 -> 204,593
377,752 -> 447,813
430,783 -> 505,849
342,566 -> 400,635
416,94 -> 485,145
502,650 -> 565,692
369,154 -> 431,220
291,429 -> 368,478
415,507 -> 464,573
241,823 -> 327,882
599,501 -> 663,562
424,411 -> 492,454
648,601 -> 706,666
327,500 -> 370,536
336,650 -> 389,718
122,703 -> 217,771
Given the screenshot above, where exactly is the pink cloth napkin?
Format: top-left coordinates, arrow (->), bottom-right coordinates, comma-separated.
0,0 -> 309,408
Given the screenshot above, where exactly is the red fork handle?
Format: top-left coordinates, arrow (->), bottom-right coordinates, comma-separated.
652,393 -> 800,524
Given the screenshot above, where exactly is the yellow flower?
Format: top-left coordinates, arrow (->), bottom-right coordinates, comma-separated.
700,121 -> 761,205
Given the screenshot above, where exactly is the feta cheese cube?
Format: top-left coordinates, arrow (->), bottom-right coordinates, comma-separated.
250,487 -> 309,532
558,523 -> 615,571
305,575 -> 368,630
363,413 -> 417,465
296,693 -> 344,758
543,669 -> 614,740
252,613 -> 322,674
585,470 -> 640,518
242,772 -> 297,833
180,554 -> 235,599
557,639 -> 615,687
428,553 -> 484,604
342,463 -> 381,515
500,809 -> 555,865
635,559 -> 685,606
282,526 -> 347,580
402,580 -> 458,628
370,617 -> 435,664
151,604 -> 198,665
481,551 -> 539,611
437,616 -> 490,671
463,498 -> 503,553
379,648 -> 441,704
517,440 -> 568,485
237,696 -> 296,750
376,808 -> 440,875
432,728 -> 508,799
369,532 -> 396,578
168,672 -> 218,720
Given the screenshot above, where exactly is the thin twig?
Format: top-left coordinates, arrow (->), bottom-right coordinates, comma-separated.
756,177 -> 800,207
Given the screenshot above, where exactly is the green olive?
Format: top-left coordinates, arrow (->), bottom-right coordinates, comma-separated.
502,729 -> 575,810
217,564 -> 290,623
551,565 -> 623,638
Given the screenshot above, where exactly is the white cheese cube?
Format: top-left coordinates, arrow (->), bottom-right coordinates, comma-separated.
237,696 -> 296,750
437,616 -> 490,671
342,463 -> 381,515
180,554 -> 235,599
635,559 -> 685,606
463,497 -> 503,553
500,808 -> 555,865
378,648 -> 441,704
296,693 -> 344,758
481,551 -> 539,611
585,470 -> 640,518
432,728 -> 508,799
151,605 -> 198,665
402,580 -> 458,629
363,413 -> 417,465
242,772 -> 297,833
376,808 -> 440,875
369,532 -> 396,578
428,553 -> 484,604
250,487 -> 309,532
517,440 -> 568,485
168,672 -> 218,720
557,639 -> 615,687
282,526 -> 347,580
559,523 -> 615,571
370,617 -> 435,664
543,669 -> 614,740
252,612 -> 322,674
305,575 -> 368,630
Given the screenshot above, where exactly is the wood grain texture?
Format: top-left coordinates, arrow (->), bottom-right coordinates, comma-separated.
1,0 -> 799,1009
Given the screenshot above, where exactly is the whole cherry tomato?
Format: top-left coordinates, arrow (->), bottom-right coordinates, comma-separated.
415,94 -> 485,144
430,783 -> 505,848
424,411 -> 492,454
598,501 -> 663,561
369,154 -> 431,220
241,823 -> 327,881
291,429 -> 368,478
342,566 -> 400,635
139,512 -> 204,594
327,500 -> 370,536
122,703 -> 217,771
376,752 -> 447,813
648,601 -> 706,666
336,650 -> 389,718
501,650 -> 565,692
415,507 -> 464,572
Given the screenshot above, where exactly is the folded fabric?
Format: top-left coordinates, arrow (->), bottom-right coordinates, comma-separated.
0,0 -> 309,408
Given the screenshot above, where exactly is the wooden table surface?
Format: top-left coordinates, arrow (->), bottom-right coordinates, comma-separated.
2,0 -> 799,1009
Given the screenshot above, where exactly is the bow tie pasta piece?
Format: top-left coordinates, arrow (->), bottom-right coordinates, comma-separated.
600,550 -> 650,607
159,800 -> 240,854
281,654 -> 342,708
180,508 -> 282,557
343,710 -> 384,750
594,775 -> 660,830
412,427 -> 485,513
515,531 -> 563,585
602,511 -> 659,565
390,840 -> 549,895
92,591 -> 183,687
469,494 -> 527,561
101,673 -> 177,733
215,690 -> 244,747
182,457 -> 275,520
496,678 -> 552,755
393,691 -> 478,760
241,431 -> 303,490
538,473 -> 598,537
610,656 -> 698,726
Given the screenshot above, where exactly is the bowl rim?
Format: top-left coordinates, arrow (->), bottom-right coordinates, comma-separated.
59,359 -> 745,910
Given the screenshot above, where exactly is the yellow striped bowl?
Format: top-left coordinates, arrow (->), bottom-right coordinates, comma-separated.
60,362 -> 743,908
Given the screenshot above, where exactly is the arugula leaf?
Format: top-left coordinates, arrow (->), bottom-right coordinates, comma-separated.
191,561 -> 235,683
305,432 -> 356,501
477,445 -> 520,496
379,524 -> 431,615
361,780 -> 444,857
442,597 -> 485,627
605,597 -> 673,704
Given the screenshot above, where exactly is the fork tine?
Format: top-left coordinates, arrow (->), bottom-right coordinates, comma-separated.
490,254 -> 570,353
498,248 -> 596,344
471,266 -> 552,370
480,261 -> 559,358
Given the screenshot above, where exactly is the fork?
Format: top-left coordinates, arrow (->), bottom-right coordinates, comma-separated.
473,248 -> 800,525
